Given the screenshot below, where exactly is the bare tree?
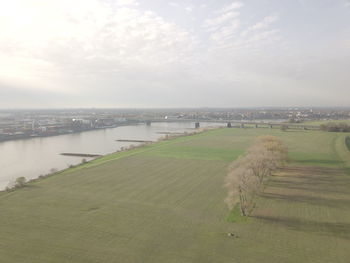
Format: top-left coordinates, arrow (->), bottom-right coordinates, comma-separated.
225,158 -> 259,216
254,136 -> 288,164
224,136 -> 288,216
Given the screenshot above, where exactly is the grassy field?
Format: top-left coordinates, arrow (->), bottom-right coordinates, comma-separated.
0,128 -> 349,262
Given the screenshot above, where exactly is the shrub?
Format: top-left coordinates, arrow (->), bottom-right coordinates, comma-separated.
320,123 -> 350,132
15,177 -> 27,188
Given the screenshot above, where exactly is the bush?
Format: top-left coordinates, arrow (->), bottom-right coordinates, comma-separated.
15,177 -> 27,188
50,168 -> 58,174
320,123 -> 350,132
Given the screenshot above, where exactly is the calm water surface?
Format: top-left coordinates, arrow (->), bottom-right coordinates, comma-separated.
0,122 -> 224,190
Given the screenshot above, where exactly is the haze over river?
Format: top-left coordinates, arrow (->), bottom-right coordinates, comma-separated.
0,122 -> 224,190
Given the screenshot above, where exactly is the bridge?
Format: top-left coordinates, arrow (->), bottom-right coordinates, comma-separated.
132,118 -> 320,130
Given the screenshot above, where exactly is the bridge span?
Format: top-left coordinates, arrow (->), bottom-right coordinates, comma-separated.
132,118 -> 320,130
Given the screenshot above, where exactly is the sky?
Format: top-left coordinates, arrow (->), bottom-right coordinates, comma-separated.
0,0 -> 349,108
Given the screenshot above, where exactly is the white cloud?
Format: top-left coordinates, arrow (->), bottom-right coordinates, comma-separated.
218,2 -> 243,13
240,15 -> 279,39
204,11 -> 240,31
204,2 -> 279,52
0,0 -> 196,92
185,6 -> 193,12
0,0 -> 349,108
210,20 -> 240,42
207,11 -> 281,60
204,1 -> 243,32
297,0 -> 306,6
169,2 -> 179,7
116,0 -> 138,6
249,15 -> 279,31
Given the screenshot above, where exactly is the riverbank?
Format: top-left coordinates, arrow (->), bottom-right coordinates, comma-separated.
1,128 -> 205,192
0,122 -> 138,143
0,122 -> 213,190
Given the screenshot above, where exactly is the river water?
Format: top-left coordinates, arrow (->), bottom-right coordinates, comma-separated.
0,122 -> 224,190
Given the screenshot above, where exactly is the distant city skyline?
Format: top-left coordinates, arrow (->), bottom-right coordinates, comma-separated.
0,0 -> 349,108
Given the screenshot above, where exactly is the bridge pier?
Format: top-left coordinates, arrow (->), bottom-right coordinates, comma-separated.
270,124 -> 273,129
227,122 -> 232,128
255,124 -> 258,128
195,122 -> 200,129
146,121 -> 152,126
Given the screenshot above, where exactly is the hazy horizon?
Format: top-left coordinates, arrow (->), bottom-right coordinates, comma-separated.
1,0 -> 349,108
1,106 -> 350,111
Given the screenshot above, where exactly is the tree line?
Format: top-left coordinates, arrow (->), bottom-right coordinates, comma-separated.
320,122 -> 350,132
224,136 -> 288,216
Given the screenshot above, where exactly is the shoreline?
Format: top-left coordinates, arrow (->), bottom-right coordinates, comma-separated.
0,122 -> 139,144
0,127 -> 211,193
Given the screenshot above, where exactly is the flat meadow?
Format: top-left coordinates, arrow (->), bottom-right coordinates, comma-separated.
0,127 -> 349,263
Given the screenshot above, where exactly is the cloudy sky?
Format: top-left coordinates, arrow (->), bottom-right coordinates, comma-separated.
0,0 -> 349,108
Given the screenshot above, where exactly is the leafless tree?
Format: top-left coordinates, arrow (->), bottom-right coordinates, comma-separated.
224,136 -> 288,216
225,157 -> 259,216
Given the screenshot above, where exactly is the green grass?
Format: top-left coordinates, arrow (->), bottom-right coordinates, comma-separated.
226,204 -> 248,223
0,128 -> 350,262
142,145 -> 243,161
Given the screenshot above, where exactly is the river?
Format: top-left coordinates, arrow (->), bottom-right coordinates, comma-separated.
0,122 -> 224,190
